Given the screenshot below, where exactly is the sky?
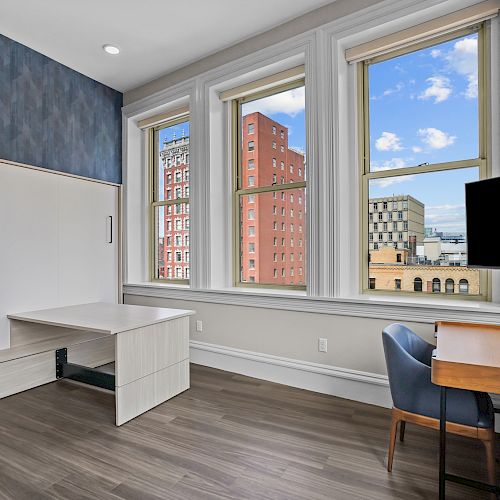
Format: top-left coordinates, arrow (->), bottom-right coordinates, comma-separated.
369,32 -> 480,233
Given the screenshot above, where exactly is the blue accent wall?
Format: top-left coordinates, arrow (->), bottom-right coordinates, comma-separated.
0,34 -> 122,184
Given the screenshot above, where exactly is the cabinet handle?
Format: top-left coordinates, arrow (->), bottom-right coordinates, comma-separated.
108,216 -> 113,244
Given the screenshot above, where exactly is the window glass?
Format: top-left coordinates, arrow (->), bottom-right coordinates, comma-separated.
153,119 -> 190,281
369,32 -> 479,171
236,82 -> 306,288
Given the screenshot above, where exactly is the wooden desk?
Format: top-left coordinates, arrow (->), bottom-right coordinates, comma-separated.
6,302 -> 194,426
432,320 -> 500,499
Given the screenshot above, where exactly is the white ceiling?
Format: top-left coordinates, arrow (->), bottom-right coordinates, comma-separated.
0,0 -> 334,92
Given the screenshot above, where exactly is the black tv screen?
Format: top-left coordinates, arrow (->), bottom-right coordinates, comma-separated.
466,177 -> 500,268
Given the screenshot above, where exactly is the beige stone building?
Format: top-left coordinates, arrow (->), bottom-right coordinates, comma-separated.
368,195 -> 424,252
369,247 -> 480,296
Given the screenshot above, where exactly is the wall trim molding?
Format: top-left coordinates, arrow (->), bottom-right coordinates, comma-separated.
124,283 -> 500,325
189,340 -> 392,408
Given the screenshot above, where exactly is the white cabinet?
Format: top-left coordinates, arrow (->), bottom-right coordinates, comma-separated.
0,161 -> 120,349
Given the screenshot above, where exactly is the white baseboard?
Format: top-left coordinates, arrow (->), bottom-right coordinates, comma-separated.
189,340 -> 392,408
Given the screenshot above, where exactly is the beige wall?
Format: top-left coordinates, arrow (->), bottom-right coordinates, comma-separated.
123,0 -> 385,105
124,294 -> 435,375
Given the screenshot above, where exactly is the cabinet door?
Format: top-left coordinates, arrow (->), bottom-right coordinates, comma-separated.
58,176 -> 119,305
0,164 -> 60,349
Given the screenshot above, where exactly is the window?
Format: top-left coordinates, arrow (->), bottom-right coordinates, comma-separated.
234,80 -> 306,287
395,279 -> 401,290
249,242 -> 255,253
248,159 -> 255,170
151,116 -> 190,282
414,277 -> 423,292
249,259 -> 255,269
459,279 -> 469,294
248,141 -> 254,151
248,123 -> 254,134
361,28 -> 485,298
369,277 -> 376,289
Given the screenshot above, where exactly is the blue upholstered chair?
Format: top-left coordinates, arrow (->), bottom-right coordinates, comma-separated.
382,323 -> 495,481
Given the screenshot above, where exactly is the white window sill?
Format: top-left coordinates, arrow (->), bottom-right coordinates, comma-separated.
123,282 -> 500,325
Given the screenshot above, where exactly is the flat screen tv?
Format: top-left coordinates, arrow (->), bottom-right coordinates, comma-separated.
466,177 -> 500,268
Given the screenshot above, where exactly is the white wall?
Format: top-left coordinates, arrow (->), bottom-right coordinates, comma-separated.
124,293 -> 434,375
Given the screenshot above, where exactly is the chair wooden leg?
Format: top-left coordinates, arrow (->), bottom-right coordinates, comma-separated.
399,420 -> 406,442
482,429 -> 496,487
388,408 -> 400,472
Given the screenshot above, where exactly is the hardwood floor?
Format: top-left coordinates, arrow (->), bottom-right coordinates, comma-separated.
0,364 -> 495,499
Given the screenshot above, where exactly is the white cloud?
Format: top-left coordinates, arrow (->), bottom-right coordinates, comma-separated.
418,76 -> 452,103
242,87 -> 305,117
418,127 -> 456,149
430,49 -> 441,58
425,204 -> 466,232
412,146 -> 423,153
375,132 -> 403,152
371,82 -> 404,101
371,159 -> 415,187
445,36 -> 478,99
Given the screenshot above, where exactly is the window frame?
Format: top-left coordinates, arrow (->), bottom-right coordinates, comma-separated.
231,78 -> 306,290
149,113 -> 190,284
359,24 -> 490,301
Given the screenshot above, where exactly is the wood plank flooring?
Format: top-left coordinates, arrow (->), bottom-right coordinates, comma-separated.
0,363 -> 495,499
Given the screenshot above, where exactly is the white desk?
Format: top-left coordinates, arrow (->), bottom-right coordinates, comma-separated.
7,303 -> 194,425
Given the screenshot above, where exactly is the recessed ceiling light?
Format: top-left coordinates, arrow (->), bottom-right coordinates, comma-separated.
103,44 -> 120,55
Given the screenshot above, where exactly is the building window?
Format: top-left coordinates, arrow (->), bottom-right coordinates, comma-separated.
249,242 -> 255,253
248,141 -> 254,151
234,79 -> 306,287
395,279 -> 401,290
396,253 -> 401,263
248,123 -> 254,134
280,130 -> 284,139
459,279 -> 469,294
249,259 -> 255,269
248,159 -> 255,170
361,27 -> 485,297
369,277 -> 376,289
151,115 -> 190,282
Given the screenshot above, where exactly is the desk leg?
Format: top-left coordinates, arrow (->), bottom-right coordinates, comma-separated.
439,386 -> 447,500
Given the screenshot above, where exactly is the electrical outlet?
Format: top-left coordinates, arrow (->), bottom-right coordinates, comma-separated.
196,320 -> 203,332
318,338 -> 328,353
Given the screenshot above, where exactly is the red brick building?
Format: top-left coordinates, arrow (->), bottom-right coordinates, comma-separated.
160,135 -> 190,280
240,112 -> 305,285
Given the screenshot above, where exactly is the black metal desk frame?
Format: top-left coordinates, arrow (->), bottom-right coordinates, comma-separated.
55,348 -> 115,391
439,387 -> 500,499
